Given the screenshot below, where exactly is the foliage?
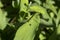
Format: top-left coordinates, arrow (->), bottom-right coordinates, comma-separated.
0,0 -> 60,40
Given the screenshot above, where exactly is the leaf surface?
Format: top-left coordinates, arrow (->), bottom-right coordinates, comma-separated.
14,13 -> 40,40
0,9 -> 7,30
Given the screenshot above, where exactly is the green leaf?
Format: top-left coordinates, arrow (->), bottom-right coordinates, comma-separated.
50,12 -> 54,18
12,0 -> 20,8
14,13 -> 40,40
0,9 -> 7,30
40,18 -> 53,25
29,5 -> 50,19
57,24 -> 60,34
57,9 -> 60,20
20,0 -> 28,12
29,5 -> 46,14
54,9 -> 60,26
0,1 -> 3,8
46,0 -> 55,4
45,0 -> 57,15
34,0 -> 41,5
39,33 -> 46,40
